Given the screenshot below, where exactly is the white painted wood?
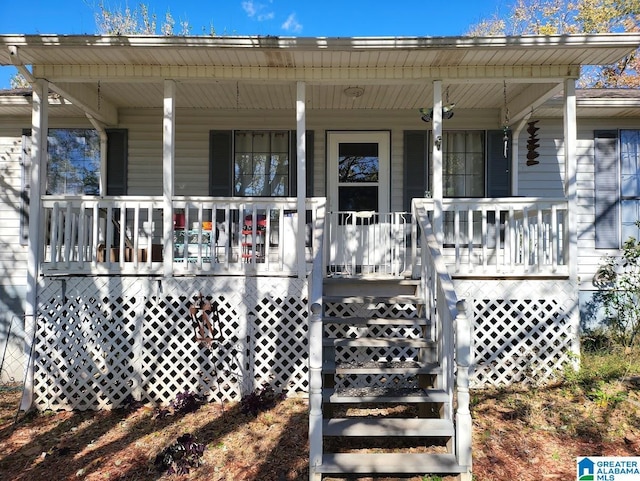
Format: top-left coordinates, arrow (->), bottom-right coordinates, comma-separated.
296,81 -> 306,278
564,79 -> 578,287
432,80 -> 444,243
308,202 -> 325,477
23,79 -> 48,410
163,80 -> 176,277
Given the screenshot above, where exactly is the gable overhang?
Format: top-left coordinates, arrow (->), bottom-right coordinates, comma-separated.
1,33 -> 639,121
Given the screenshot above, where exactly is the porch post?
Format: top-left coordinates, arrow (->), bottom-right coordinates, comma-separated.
563,79 -> 578,282
564,78 -> 580,367
510,118 -> 530,197
85,116 -> 108,196
296,81 -> 307,278
432,80 -> 444,244
163,80 -> 176,276
22,79 -> 49,410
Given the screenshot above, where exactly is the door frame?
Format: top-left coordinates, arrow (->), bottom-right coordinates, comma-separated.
326,130 -> 391,214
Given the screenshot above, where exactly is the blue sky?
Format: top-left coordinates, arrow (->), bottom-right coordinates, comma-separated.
0,0 -> 506,88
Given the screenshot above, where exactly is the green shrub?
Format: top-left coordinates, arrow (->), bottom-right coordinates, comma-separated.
593,222 -> 640,348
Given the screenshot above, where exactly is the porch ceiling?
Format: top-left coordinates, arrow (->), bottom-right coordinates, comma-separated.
1,33 -> 639,115
50,79 -> 547,111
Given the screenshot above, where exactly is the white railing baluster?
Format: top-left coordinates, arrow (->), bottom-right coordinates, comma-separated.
508,207 -> 515,272
551,205 -> 558,270
92,203 -> 99,266
494,207 -> 500,272
467,208 -> 473,273
77,204 -> 86,268
118,205 -> 126,268
50,202 -> 60,266
481,207 -> 487,269
537,208 -> 544,273
454,208 -> 460,273
63,203 -> 73,267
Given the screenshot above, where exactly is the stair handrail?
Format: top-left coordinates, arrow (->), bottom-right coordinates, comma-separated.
412,200 -> 473,475
308,198 -> 326,478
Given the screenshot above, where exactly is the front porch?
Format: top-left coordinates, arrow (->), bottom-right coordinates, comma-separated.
29,194 -> 578,411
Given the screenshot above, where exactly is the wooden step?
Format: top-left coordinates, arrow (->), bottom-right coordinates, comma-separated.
315,452 -> 466,475
323,337 -> 433,348
323,387 -> 449,404
324,295 -> 423,305
323,418 -> 454,437
323,278 -> 421,297
322,316 -> 429,327
323,360 -> 441,375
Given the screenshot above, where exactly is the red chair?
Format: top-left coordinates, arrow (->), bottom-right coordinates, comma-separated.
242,215 -> 267,262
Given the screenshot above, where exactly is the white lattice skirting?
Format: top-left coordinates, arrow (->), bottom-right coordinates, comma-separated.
454,278 -> 579,388
33,276 -> 309,410
30,276 -> 578,410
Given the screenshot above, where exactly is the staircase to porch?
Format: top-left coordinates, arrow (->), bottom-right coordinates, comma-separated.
308,276 -> 470,480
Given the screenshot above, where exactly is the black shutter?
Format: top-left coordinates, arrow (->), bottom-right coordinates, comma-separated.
486,130 -> 511,197
403,130 -> 428,212
106,129 -> 128,195
209,130 -> 233,197
594,130 -> 620,249
290,130 -> 314,197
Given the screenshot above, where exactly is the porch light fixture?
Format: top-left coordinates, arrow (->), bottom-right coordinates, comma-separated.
420,85 -> 455,122
343,86 -> 364,98
419,104 -> 455,122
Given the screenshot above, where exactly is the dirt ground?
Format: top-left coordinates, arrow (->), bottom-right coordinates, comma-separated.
1,376 -> 639,481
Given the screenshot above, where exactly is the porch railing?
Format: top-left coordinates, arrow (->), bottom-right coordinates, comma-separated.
412,200 -> 473,474
325,211 -> 411,277
40,196 -> 325,276
40,196 -> 569,278
411,197 -> 570,277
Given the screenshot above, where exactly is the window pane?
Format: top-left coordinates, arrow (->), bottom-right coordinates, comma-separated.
253,154 -> 267,177
442,131 -> 484,198
621,200 -> 640,241
445,154 -> 465,175
234,131 -> 289,197
338,143 -> 379,183
235,131 -> 252,151
621,130 -> 640,197
271,132 -> 288,152
466,132 -> 484,152
47,129 -> 100,195
338,186 -> 378,211
252,132 -> 269,151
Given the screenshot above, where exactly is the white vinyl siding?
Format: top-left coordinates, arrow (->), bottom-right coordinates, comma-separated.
516,119 -> 566,198
575,120 -> 640,289
0,124 -> 28,289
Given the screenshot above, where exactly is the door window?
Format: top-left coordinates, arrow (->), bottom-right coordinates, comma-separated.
328,131 -> 390,214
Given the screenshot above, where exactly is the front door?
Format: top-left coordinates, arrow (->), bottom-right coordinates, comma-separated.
327,131 -> 390,214
327,131 -> 393,275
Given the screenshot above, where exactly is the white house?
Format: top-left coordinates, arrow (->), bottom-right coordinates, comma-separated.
1,33 -> 639,480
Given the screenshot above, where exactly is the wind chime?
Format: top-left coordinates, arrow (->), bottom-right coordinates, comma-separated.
502,81 -> 510,158
188,292 -> 221,346
526,120 -> 540,166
